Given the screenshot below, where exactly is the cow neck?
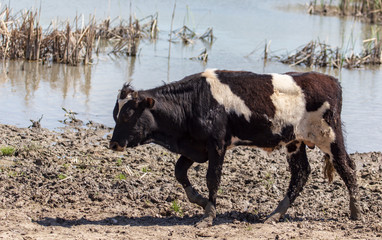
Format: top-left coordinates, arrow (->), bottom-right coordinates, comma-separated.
147,91 -> 189,148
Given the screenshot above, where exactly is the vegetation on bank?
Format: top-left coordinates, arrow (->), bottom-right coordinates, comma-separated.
0,146 -> 16,156
308,0 -> 382,24
0,6 -> 158,66
266,1 -> 382,69
272,38 -> 381,69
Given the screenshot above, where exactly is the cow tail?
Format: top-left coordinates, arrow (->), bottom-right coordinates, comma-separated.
323,154 -> 334,183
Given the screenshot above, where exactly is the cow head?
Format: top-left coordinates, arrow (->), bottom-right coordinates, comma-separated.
109,83 -> 155,151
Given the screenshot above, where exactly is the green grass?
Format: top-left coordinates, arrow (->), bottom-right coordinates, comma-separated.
171,200 -> 184,216
142,166 -> 150,173
263,172 -> 274,190
117,173 -> 127,180
116,158 -> 122,166
0,146 -> 16,156
63,163 -> 69,170
58,174 -> 67,180
8,170 -> 18,177
7,170 -> 25,177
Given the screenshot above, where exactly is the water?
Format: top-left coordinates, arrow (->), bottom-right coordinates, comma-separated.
0,0 -> 381,153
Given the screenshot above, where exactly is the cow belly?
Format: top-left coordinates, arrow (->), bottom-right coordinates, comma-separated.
228,136 -> 282,153
228,132 -> 285,152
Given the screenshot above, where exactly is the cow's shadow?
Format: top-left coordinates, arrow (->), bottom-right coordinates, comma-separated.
34,211 -> 325,228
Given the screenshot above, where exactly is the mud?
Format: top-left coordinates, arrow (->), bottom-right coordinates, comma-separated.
0,123 -> 381,239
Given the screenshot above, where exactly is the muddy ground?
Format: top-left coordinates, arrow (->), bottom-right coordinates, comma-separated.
0,123 -> 381,239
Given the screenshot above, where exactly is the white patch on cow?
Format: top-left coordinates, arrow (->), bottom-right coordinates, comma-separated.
116,91 -> 132,119
270,74 -> 336,154
270,73 -> 306,134
203,69 -> 252,122
297,101 -> 336,154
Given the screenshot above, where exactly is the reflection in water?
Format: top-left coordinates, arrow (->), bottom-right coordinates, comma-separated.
108,54 -> 137,84
127,56 -> 137,84
3,61 -> 92,102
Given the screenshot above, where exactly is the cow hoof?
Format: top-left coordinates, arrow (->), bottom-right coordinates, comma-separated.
195,216 -> 213,228
265,196 -> 289,224
350,198 -> 362,221
204,202 -> 216,217
350,208 -> 362,221
264,213 -> 282,224
194,201 -> 216,228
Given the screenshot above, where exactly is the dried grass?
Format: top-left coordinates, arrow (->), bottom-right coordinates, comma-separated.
276,39 -> 381,69
190,48 -> 208,63
0,7 -> 158,65
308,0 -> 382,24
172,25 -> 214,45
172,25 -> 214,63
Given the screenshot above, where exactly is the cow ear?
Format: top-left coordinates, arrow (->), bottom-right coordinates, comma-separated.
119,89 -> 128,99
145,98 -> 155,109
132,91 -> 139,100
132,92 -> 139,108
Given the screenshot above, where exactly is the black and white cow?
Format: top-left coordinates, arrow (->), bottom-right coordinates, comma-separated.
109,69 -> 361,226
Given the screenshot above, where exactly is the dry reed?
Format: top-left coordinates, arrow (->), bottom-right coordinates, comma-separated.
0,7 -> 158,65
172,25 -> 214,45
308,0 -> 382,24
172,25 -> 214,63
190,48 -> 208,63
276,39 -> 381,69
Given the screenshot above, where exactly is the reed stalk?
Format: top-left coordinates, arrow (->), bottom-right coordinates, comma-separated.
276,38 -> 381,69
309,0 -> 382,24
0,6 -> 158,65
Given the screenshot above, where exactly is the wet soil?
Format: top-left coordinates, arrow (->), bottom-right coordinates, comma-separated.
0,123 -> 381,239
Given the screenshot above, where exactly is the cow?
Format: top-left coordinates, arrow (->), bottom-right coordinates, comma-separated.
109,69 -> 361,227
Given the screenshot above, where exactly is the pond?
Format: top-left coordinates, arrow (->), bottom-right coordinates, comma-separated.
0,0 -> 381,153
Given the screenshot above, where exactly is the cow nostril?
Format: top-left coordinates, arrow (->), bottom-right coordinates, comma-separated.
109,141 -> 125,151
109,141 -> 118,150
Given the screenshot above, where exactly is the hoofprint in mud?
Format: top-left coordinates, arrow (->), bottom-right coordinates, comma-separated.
1,123 -> 382,239
110,69 -> 361,226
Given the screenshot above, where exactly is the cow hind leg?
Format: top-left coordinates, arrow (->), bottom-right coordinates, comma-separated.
265,141 -> 311,223
175,156 -> 208,209
329,134 -> 361,220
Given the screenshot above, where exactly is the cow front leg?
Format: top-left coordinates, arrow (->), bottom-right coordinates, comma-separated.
175,155 -> 208,208
195,143 -> 226,228
265,141 -> 311,223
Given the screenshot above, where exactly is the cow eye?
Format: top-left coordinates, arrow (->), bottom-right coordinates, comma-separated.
121,109 -> 135,122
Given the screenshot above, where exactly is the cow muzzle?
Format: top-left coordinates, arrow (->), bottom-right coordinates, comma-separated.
109,141 -> 126,151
